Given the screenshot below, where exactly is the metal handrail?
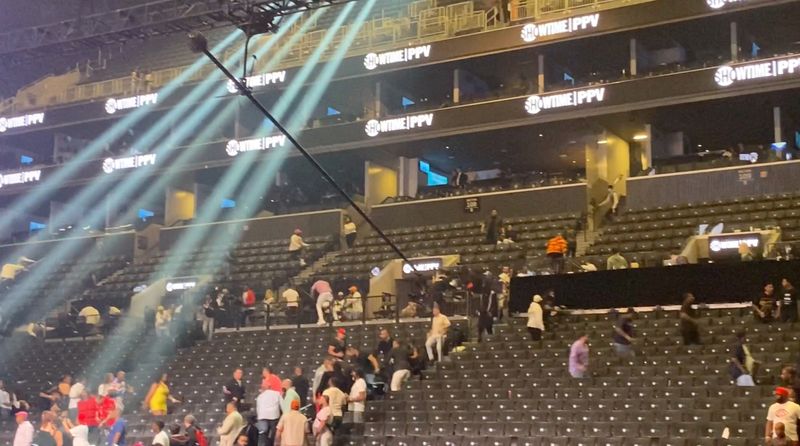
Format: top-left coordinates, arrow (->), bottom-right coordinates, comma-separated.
4,0 -> 654,114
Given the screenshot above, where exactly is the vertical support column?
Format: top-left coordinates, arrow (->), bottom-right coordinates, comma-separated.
774,106 -> 783,143
234,98 -> 241,140
629,38 -> 638,77
642,124 -> 653,170
375,81 -> 382,119
453,69 -> 461,104
730,21 -> 739,62
537,54 -> 545,93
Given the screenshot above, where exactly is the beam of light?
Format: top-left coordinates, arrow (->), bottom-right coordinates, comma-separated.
165,1 -> 364,288
0,27 -> 297,332
131,7 -> 343,280
0,37 -> 254,318
0,29 -> 247,282
228,0 -> 373,225
80,10 -> 327,379
0,30 -> 244,239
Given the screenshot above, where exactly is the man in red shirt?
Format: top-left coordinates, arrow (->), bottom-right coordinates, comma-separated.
97,394 -> 116,428
260,368 -> 282,393
76,392 -> 99,443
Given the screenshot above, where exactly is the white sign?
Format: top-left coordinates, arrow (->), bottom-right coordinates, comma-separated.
521,13 -> 600,43
365,113 -> 434,137
102,153 -> 157,174
105,93 -> 158,114
226,135 -> 287,157
0,113 -> 45,133
165,280 -> 196,292
706,0 -> 745,9
402,259 -> 442,274
364,45 -> 432,70
739,152 -> 759,163
714,56 -> 800,87
0,169 -> 41,188
524,87 -> 606,115
709,236 -> 759,252
227,71 -> 287,94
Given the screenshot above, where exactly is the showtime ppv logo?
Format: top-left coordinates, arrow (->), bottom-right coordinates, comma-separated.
226,135 -> 287,157
709,236 -> 758,252
165,280 -> 196,292
714,56 -> 800,87
524,87 -> 606,115
227,71 -> 287,94
364,45 -> 432,70
402,258 -> 443,274
102,153 -> 157,174
520,13 -> 600,43
0,170 -> 41,188
706,0 -> 745,9
0,113 -> 45,133
105,93 -> 158,114
364,113 -> 434,137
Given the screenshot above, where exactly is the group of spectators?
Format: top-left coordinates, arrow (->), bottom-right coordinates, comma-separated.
11,372 -> 132,446
199,319 -> 452,446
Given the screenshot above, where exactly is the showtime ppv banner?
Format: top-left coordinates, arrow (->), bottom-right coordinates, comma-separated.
3,52 -> 800,192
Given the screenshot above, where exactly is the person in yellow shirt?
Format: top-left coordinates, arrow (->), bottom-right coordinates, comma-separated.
425,305 -> 451,362
143,374 -> 179,416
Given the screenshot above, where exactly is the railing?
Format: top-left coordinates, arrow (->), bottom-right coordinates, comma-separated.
254,293 -> 476,332
3,0 -> 654,114
513,0 -> 654,20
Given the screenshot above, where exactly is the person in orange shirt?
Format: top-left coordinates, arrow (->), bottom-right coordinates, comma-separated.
546,233 -> 568,274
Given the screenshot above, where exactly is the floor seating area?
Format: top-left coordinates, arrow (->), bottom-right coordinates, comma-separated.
0,329 -> 166,446
84,235 -> 335,309
119,320 -> 466,446
361,307 -> 792,446
0,303 -> 791,446
585,192 -> 800,268
315,212 -> 580,284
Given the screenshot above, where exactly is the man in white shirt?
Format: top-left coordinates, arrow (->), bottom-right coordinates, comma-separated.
347,370 -> 367,424
344,286 -> 363,321
527,295 -> 544,341
425,305 -> 451,362
0,380 -> 12,418
256,383 -> 282,446
498,266 -> 512,321
322,379 -> 346,435
766,386 -> 800,442
68,378 -> 85,422
151,421 -> 169,446
288,229 -> 309,266
13,411 -> 33,446
281,288 -> 300,322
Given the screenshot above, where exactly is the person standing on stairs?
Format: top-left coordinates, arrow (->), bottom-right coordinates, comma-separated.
288,229 -> 309,267
343,217 -> 357,249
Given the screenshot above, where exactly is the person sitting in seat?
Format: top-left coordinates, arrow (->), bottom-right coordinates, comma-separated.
606,249 -> 629,270
425,305 -> 450,362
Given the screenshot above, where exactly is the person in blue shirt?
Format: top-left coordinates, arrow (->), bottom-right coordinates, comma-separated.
107,409 -> 126,446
